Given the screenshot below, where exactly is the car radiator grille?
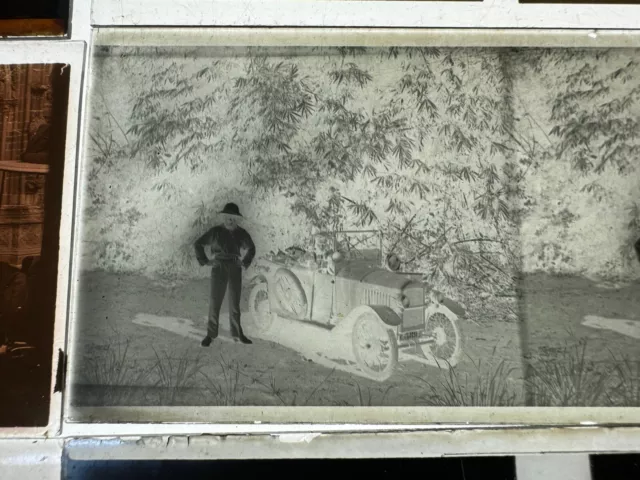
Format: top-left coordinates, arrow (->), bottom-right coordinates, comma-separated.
362,289 -> 395,308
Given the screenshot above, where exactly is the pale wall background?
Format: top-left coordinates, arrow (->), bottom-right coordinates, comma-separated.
80,46 -> 640,291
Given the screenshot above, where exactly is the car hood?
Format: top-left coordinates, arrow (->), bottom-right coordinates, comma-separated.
337,261 -> 414,290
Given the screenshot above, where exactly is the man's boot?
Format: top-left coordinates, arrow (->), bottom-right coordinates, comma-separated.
233,334 -> 252,345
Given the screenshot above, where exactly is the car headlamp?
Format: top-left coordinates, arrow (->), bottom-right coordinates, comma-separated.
429,289 -> 445,303
398,293 -> 410,308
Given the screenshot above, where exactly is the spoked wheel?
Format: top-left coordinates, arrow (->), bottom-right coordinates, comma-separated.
272,268 -> 307,318
351,310 -> 398,381
421,304 -> 463,368
247,283 -> 276,335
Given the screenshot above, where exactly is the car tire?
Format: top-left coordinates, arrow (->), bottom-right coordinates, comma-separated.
247,282 -> 276,335
272,268 -> 307,319
421,304 -> 463,368
351,309 -> 398,382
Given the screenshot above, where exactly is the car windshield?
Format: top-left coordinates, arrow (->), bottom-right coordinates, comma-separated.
316,230 -> 382,263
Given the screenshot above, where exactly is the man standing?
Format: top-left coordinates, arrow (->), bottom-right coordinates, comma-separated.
194,203 -> 256,346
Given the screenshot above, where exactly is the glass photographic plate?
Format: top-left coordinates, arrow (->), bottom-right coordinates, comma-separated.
59,28 -> 640,455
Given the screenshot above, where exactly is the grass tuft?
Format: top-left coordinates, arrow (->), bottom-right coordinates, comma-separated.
150,346 -> 206,405
604,352 -> 640,407
526,338 -> 610,407
414,347 -> 523,407
353,382 -> 395,406
83,331 -> 156,405
199,354 -> 245,406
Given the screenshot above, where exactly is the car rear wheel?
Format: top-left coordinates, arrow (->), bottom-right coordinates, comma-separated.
247,283 -> 276,335
352,310 -> 398,381
272,268 -> 307,319
421,305 -> 462,367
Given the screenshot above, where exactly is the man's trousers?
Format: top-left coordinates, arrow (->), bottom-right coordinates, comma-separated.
207,261 -> 244,338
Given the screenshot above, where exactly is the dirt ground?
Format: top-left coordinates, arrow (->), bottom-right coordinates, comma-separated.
522,274 -> 639,351
68,270 -> 639,408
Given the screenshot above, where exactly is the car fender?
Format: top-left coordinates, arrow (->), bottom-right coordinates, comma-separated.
439,297 -> 466,319
245,258 -> 274,285
429,289 -> 466,319
246,272 -> 268,287
332,304 -> 402,338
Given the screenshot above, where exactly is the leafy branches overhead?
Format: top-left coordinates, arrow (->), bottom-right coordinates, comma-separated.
231,55 -> 429,206
95,45 -> 640,283
223,48 -> 519,292
314,97 -> 421,178
127,62 -> 223,172
329,63 -> 373,87
232,58 -> 316,135
546,53 -> 640,175
227,57 -> 317,194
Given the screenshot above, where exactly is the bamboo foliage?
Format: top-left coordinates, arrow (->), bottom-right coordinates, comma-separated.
84,46 -> 640,288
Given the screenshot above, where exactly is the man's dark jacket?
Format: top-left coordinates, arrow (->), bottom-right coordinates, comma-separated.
194,225 -> 256,267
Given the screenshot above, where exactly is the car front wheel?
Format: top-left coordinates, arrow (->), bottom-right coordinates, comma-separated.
351,310 -> 398,382
421,304 -> 463,368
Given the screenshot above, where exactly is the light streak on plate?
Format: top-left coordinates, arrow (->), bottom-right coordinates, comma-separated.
132,313 -> 378,379
582,315 -> 640,340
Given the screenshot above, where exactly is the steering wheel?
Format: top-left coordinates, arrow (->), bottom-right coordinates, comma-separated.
285,246 -> 306,257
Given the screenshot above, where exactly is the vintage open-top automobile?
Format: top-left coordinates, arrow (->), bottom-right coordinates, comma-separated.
245,229 -> 467,381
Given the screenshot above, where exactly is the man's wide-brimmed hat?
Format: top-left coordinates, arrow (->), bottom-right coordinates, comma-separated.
219,202 -> 243,217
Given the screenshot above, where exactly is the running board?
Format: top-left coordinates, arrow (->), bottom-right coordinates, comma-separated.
275,313 -> 335,331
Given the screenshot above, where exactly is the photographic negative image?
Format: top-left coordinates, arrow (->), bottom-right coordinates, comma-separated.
0,63 -> 70,427
67,40 -> 640,420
